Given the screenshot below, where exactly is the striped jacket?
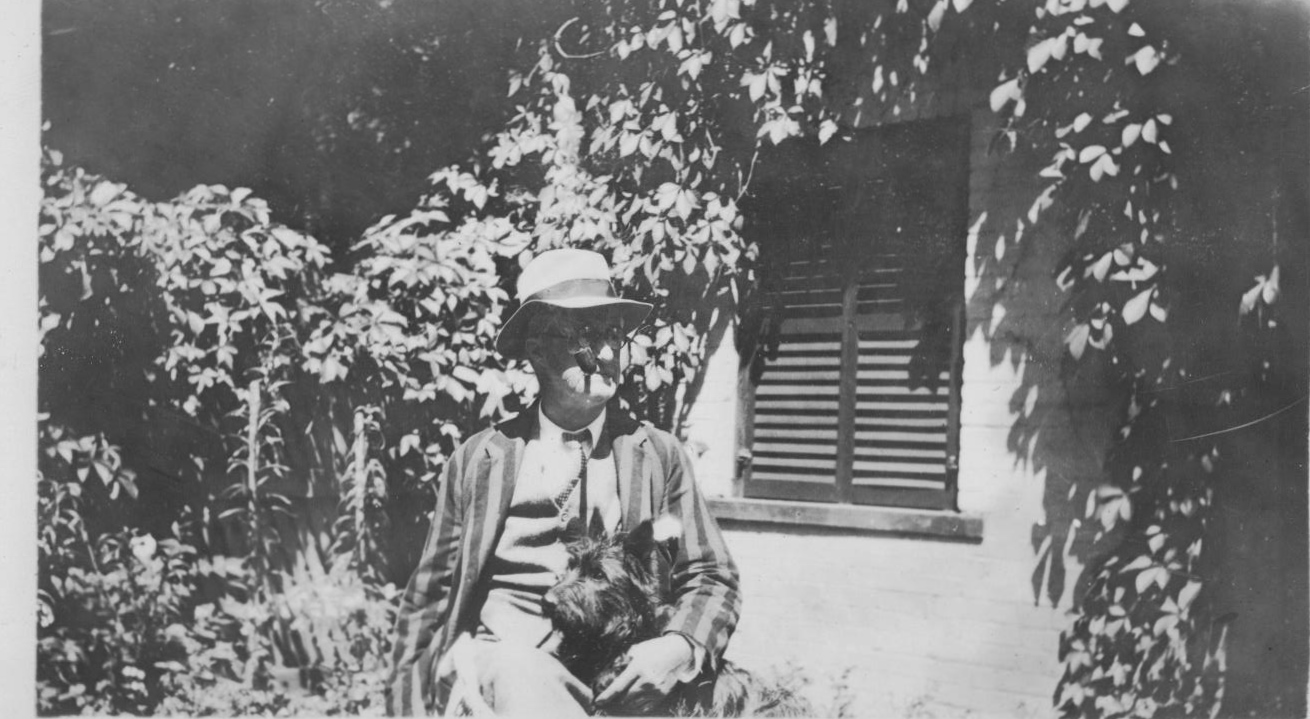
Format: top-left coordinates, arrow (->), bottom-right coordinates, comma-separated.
385,405 -> 742,716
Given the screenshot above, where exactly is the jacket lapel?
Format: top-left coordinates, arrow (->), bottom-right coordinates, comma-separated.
607,409 -> 652,531
481,409 -> 534,568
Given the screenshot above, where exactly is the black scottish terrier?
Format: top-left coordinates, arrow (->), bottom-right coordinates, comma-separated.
543,518 -> 810,717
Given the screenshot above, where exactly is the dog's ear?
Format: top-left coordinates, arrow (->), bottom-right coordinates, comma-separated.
622,516 -> 681,598
623,519 -> 656,561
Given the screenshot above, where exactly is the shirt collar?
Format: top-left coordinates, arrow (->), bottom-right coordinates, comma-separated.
537,405 -> 607,446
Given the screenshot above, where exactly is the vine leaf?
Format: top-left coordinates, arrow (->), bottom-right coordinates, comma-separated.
1178,580 -> 1202,611
1067,323 -> 1090,360
1122,287 -> 1154,325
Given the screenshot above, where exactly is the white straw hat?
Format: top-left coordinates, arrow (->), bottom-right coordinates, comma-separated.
495,249 -> 652,359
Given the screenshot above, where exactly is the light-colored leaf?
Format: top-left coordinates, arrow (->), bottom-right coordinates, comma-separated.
1135,567 -> 1155,594
729,22 -> 746,48
1027,38 -> 1054,73
452,365 -> 479,384
1123,555 -> 1152,572
1056,265 -> 1075,290
1262,265 -> 1281,304
747,73 -> 768,102
668,25 -> 683,53
1239,281 -> 1262,316
1090,252 -> 1114,281
89,181 -> 122,207
1122,123 -> 1142,148
1079,145 -> 1107,163
1132,45 -> 1160,75
620,132 -> 639,157
1067,323 -> 1090,360
818,119 -> 838,145
928,0 -> 948,32
1154,613 -> 1179,636
989,78 -> 1020,113
1089,160 -> 1104,182
1027,184 -> 1056,223
1090,153 -> 1119,181
1122,286 -> 1154,324
1050,34 -> 1069,61
1178,580 -> 1202,611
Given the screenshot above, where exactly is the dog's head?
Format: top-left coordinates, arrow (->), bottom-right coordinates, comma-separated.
543,517 -> 681,686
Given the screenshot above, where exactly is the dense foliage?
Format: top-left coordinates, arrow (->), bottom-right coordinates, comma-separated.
38,152 -> 401,714
38,0 -> 1303,715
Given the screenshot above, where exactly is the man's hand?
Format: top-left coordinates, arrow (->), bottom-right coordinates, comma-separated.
593,634 -> 696,713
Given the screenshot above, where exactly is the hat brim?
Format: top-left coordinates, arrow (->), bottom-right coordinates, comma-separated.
495,297 -> 653,359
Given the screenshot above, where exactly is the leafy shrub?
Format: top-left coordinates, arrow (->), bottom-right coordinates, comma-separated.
302,192 -> 531,481
154,561 -> 396,717
38,148 -> 335,544
37,520 -> 201,714
38,479 -> 397,716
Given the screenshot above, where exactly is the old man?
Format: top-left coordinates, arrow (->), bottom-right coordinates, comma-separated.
386,249 -> 740,716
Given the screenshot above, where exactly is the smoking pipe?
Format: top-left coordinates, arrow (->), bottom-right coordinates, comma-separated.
572,346 -> 598,374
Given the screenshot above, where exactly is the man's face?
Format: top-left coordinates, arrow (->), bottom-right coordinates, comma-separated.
526,309 -> 629,409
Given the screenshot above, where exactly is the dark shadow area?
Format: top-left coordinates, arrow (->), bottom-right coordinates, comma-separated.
961,3 -> 1310,715
42,0 -> 575,256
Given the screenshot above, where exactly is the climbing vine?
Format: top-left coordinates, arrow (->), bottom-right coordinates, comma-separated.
380,0 -> 1288,714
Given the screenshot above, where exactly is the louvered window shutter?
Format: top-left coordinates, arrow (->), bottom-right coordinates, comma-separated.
749,239 -> 844,503
847,252 -> 958,509
744,116 -> 967,510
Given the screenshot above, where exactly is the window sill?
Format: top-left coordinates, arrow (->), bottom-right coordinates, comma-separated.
706,497 -> 984,542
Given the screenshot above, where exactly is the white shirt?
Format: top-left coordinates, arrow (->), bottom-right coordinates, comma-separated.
535,406 -> 621,534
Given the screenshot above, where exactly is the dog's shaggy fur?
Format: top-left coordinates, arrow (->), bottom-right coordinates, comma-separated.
543,519 -> 811,717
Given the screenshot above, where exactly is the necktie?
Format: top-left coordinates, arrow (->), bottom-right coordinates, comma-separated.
554,430 -> 592,525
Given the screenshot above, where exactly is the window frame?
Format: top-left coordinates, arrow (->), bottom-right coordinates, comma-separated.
737,115 -> 971,512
